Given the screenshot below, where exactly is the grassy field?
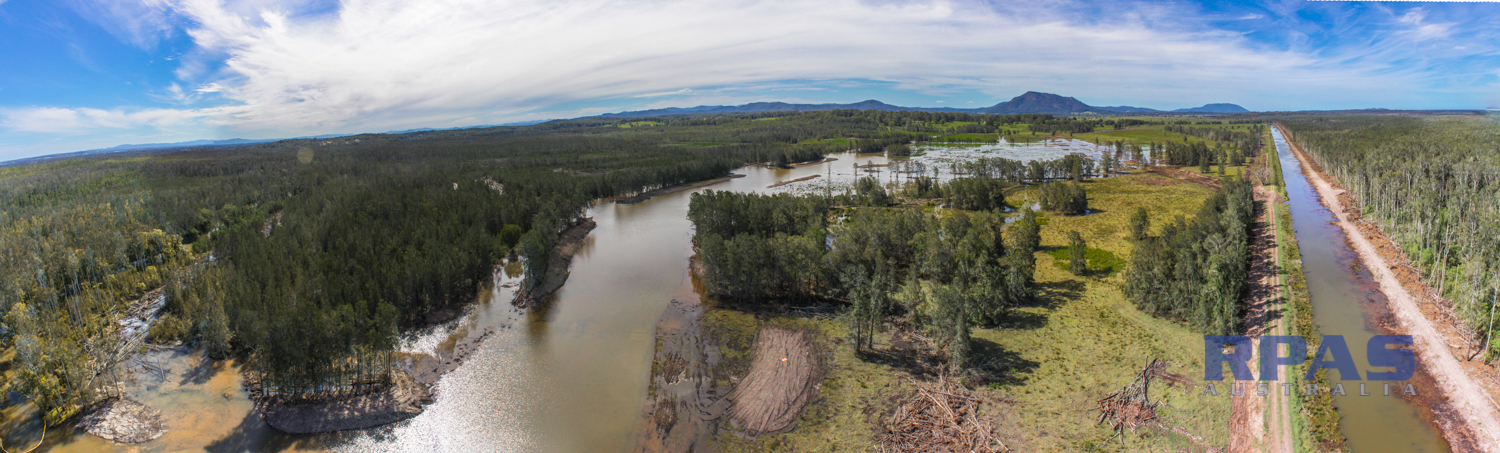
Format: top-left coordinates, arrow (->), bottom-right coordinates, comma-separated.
1183,164 -> 1249,179
986,175 -> 1228,451
1070,126 -> 1207,146
617,120 -> 663,128
704,172 -> 1231,452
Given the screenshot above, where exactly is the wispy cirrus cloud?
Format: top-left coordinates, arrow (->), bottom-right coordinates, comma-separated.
0,105 -> 230,134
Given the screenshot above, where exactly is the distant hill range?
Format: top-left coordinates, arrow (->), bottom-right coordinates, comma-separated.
600,91 -> 1249,118
6,91 -> 1252,166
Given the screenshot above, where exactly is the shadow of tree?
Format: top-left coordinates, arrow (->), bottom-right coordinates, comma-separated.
858,346 -> 945,380
203,409 -> 352,453
992,310 -> 1048,330
968,337 -> 1039,387
178,354 -> 220,386
1029,279 -> 1084,309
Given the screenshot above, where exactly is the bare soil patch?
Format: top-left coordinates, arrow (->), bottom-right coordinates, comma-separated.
76,398 -> 165,444
723,327 -> 823,435
1150,167 -> 1222,190
767,174 -> 820,189
1228,184 -> 1293,453
786,157 -> 837,168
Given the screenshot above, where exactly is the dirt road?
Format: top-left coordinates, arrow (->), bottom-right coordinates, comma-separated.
1279,125 -> 1500,452
1229,181 -> 1293,453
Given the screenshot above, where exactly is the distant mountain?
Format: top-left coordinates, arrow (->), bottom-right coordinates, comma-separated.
599,99 -> 916,118
1173,103 -> 1249,113
1098,103 -> 1250,114
100,138 -> 277,152
597,92 -> 1251,119
0,138 -> 283,166
5,92 -> 1262,167
983,91 -> 1096,114
1095,106 -> 1162,113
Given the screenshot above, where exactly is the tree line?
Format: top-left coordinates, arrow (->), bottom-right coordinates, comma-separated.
1123,177 -> 1254,334
690,186 -> 1041,372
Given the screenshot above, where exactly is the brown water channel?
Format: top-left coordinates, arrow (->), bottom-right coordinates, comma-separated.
3,139 -> 1110,453
1272,127 -> 1449,452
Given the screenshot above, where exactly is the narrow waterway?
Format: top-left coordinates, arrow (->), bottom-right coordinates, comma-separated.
1,139 -> 1110,453
1272,127 -> 1449,452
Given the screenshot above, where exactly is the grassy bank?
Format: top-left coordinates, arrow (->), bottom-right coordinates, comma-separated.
1263,128 -> 1346,452
1259,125 -> 1342,451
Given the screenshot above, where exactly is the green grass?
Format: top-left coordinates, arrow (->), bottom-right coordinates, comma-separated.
1070,126 -> 1207,146
980,174 -> 1226,451
1183,165 -> 1249,179
617,121 -> 662,128
1047,246 -> 1126,276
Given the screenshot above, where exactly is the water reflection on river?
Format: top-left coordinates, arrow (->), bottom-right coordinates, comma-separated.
3,138 -> 1111,453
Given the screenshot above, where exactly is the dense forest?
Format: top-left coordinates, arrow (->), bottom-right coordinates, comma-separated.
1279,115 -> 1500,358
690,177 -> 1041,371
1123,177 -> 1255,335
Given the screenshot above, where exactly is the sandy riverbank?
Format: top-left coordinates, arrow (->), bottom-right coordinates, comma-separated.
1279,124 -> 1500,452
514,217 -> 597,307
257,368 -> 432,434
616,175 -> 744,205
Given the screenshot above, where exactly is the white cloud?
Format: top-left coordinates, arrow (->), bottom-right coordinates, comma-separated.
64,0 -> 180,49
0,106 -> 229,134
634,89 -> 694,98
3,0 -> 1462,144
154,0 -> 1398,136
1396,8 -> 1454,41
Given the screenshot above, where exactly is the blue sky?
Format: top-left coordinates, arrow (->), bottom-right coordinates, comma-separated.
1,0 -> 1497,160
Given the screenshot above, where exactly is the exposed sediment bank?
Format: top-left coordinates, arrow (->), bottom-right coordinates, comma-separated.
1279,124 -> 1500,452
617,175 -> 744,205
76,398 -> 165,444
514,217 -> 598,307
257,369 -> 432,434
767,174 -> 819,189
634,276 -> 721,453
